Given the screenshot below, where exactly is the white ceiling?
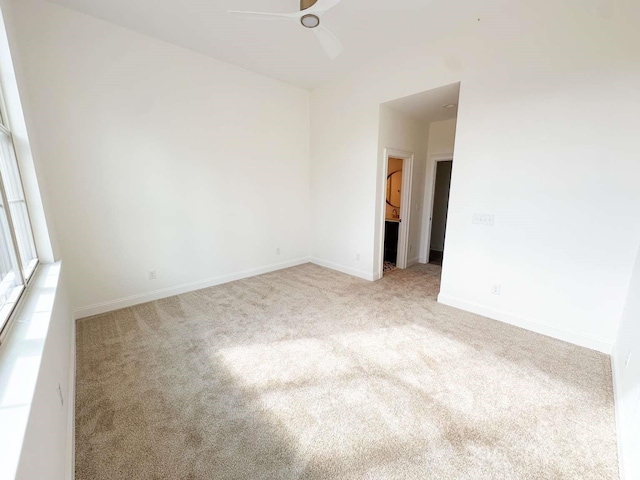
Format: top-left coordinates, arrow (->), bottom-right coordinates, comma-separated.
383,82 -> 460,124
44,0 -> 483,89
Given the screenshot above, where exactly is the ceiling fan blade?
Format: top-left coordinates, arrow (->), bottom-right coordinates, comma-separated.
313,25 -> 343,60
304,0 -> 344,15
228,10 -> 300,20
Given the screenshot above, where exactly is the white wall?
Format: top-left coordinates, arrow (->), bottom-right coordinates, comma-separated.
8,0 -> 311,316
613,243 -> 640,480
426,118 -> 457,158
376,106 -> 428,274
310,0 -> 640,352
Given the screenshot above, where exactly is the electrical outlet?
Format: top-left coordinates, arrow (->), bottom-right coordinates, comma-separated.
491,284 -> 501,295
473,214 -> 495,226
57,383 -> 64,407
148,269 -> 157,280
626,351 -> 633,369
276,247 -> 281,255
356,253 -> 360,261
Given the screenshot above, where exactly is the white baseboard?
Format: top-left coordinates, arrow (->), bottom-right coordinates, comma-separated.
74,257 -> 311,319
611,346 -> 627,480
310,257 -> 375,281
437,293 -> 613,354
407,256 -> 420,267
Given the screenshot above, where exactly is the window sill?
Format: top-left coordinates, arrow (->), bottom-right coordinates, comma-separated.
0,262 -> 62,480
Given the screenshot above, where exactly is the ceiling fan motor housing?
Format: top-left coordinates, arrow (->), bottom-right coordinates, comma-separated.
300,0 -> 320,28
301,0 -> 318,11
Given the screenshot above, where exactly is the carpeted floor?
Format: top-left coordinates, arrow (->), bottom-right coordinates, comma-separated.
76,263 -> 618,480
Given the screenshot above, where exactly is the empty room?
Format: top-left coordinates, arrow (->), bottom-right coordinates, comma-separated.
0,0 -> 639,479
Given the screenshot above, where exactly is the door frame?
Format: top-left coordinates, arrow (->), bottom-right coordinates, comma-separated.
377,148 -> 414,279
421,154 -> 454,264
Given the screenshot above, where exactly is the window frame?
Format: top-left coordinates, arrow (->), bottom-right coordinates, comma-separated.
0,82 -> 39,343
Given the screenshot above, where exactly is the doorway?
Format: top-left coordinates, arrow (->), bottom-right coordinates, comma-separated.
376,81 -> 460,282
428,158 -> 453,266
380,149 -> 413,277
384,157 -> 402,273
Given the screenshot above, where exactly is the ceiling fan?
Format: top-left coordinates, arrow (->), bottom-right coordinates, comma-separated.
229,0 -> 344,60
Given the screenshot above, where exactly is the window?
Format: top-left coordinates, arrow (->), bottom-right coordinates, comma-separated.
0,87 -> 38,337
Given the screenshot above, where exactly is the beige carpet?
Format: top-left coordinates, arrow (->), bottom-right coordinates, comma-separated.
76,263 -> 618,479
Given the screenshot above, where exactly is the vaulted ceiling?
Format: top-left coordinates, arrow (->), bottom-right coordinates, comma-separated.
45,0 -> 627,90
